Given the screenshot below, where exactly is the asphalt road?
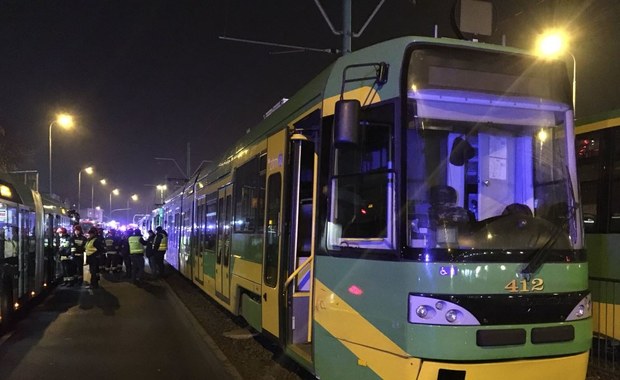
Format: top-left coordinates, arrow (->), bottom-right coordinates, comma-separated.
0,272 -> 239,380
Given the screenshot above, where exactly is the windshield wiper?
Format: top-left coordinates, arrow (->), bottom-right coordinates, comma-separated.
521,166 -> 579,277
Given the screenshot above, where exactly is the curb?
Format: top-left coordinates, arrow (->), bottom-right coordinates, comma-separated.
161,274 -> 244,380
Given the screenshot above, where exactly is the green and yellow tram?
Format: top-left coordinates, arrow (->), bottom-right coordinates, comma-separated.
162,36 -> 590,379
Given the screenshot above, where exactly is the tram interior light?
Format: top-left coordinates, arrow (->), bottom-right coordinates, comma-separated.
537,129 -> 548,142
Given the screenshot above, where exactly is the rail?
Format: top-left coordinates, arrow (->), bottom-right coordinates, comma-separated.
589,276 -> 620,373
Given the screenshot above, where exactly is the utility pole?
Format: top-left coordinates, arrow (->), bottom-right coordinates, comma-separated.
342,0 -> 352,54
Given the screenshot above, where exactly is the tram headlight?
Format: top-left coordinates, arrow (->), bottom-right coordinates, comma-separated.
566,294 -> 592,321
416,305 -> 436,319
409,295 -> 480,325
445,309 -> 460,323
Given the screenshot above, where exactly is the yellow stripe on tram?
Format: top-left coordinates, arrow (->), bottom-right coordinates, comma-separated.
314,279 -> 422,378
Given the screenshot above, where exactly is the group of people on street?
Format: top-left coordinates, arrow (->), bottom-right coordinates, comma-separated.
57,225 -> 168,289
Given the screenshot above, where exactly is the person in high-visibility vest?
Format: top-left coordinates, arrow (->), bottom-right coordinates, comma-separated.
127,228 -> 147,284
153,226 -> 168,278
84,227 -> 105,289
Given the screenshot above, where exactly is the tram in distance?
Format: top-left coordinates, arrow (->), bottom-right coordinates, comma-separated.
0,171 -> 72,329
149,36 -> 590,380
575,110 -> 620,345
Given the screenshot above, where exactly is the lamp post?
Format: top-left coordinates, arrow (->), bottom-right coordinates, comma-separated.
92,178 -> 107,209
535,29 -> 576,116
156,184 -> 167,205
126,194 -> 139,224
48,113 -> 74,194
109,188 -> 120,220
77,166 -> 94,212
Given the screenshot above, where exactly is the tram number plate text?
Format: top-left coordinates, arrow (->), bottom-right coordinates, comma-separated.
504,278 -> 544,293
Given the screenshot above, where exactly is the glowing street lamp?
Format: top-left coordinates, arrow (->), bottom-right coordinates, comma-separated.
77,166 -> 93,212
535,29 -> 577,116
48,113 -> 74,194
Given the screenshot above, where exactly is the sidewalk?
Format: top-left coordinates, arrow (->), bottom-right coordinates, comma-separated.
0,271 -> 236,380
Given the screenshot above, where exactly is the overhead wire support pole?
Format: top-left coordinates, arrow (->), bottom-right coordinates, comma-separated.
154,157 -> 188,180
313,0 -> 385,55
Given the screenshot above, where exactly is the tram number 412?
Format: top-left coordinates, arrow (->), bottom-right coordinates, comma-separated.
504,278 -> 544,293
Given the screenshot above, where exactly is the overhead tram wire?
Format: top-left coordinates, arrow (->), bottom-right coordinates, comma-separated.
219,0 -> 386,56
218,36 -> 337,55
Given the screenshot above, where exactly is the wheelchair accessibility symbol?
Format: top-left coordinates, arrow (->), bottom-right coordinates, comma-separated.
439,266 -> 458,277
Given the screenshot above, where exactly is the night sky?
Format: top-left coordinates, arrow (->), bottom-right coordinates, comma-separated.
0,0 -> 617,218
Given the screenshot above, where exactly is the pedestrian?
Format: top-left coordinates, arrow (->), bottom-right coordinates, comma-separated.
127,229 -> 147,284
144,230 -> 157,277
68,225 -> 86,285
119,229 -> 132,278
84,227 -> 105,289
103,229 -> 122,274
57,227 -> 75,286
153,226 -> 168,278
97,227 -> 106,273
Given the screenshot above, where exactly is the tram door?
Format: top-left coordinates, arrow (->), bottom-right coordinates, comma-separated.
216,185 -> 233,302
285,135 -> 316,354
192,197 -> 205,287
262,129 -> 286,338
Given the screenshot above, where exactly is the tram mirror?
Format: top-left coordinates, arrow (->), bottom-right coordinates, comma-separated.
334,99 -> 360,147
449,137 -> 475,166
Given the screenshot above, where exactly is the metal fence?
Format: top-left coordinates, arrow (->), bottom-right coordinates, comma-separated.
590,276 -> 620,373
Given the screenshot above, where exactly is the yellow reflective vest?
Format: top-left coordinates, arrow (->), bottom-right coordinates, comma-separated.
85,238 -> 97,256
157,235 -> 168,251
128,236 -> 144,255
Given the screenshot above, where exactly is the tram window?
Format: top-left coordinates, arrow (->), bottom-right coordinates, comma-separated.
264,173 -> 281,288
406,116 -> 574,250
234,157 -> 264,233
1,205 -> 18,259
328,103 -> 395,250
576,132 -> 602,233
205,193 -> 217,250
610,130 -> 620,232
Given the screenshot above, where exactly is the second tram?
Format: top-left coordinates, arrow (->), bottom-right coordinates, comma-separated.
0,172 -> 71,329
576,110 -> 620,346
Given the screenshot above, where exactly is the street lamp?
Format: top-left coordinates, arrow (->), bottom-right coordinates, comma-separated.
92,178 -> 107,209
109,188 -> 120,220
48,113 -> 74,194
77,166 -> 93,212
127,194 -> 139,224
535,29 -> 576,116
156,184 -> 167,204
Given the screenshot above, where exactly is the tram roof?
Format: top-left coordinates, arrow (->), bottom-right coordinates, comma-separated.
197,35 -> 533,183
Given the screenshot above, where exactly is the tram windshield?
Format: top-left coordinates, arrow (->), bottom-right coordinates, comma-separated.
405,46 -> 582,255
